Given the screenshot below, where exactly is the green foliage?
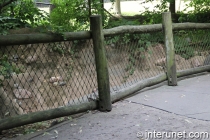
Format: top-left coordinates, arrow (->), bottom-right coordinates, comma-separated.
0,55 -> 22,85
13,0 -> 49,26
50,0 -> 89,32
174,29 -> 210,59
1,55 -> 22,76
174,43 -> 195,59
105,18 -> 139,28
0,0 -> 49,35
178,0 -> 210,23
0,16 -> 23,35
50,0 -> 106,32
106,32 -> 163,82
140,0 -> 210,24
138,0 -> 169,24
187,0 -> 210,13
0,55 -> 13,79
174,31 -> 195,59
48,43 -> 65,55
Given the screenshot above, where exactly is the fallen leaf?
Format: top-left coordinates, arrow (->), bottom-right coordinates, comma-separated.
51,135 -> 58,139
4,112 -> 10,116
79,129 -> 82,133
185,119 -> 192,123
135,124 -> 140,127
42,132 -> 52,136
54,130 -> 58,134
181,94 -> 185,98
70,124 -> 77,126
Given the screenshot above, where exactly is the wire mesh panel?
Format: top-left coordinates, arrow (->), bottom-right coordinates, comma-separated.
0,40 -> 98,119
104,32 -> 165,93
173,29 -> 210,71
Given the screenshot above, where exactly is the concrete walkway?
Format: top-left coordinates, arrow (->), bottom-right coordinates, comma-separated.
12,73 -> 210,140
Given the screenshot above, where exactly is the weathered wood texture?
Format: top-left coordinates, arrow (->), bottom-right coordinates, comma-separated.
173,23 -> 210,30
0,31 -> 91,46
111,74 -> 167,103
90,15 -> 112,111
177,66 -> 210,78
0,101 -> 97,131
162,12 -> 177,86
1,23 -> 210,46
103,24 -> 163,36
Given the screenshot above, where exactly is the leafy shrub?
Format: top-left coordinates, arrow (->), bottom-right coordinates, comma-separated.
0,16 -> 24,35
0,55 -> 22,86
50,0 -> 106,32
0,0 -> 49,35
13,0 -> 49,26
1,55 -> 21,76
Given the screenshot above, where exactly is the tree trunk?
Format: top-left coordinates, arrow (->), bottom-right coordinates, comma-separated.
178,0 -> 181,11
88,0 -> 91,17
169,0 -> 176,22
114,0 -> 121,16
101,0 -> 105,25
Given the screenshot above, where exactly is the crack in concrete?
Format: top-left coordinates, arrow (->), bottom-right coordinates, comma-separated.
124,99 -> 210,122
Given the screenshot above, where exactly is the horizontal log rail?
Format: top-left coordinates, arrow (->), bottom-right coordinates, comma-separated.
1,23 -> 210,46
103,24 -> 163,36
0,31 -> 91,46
0,101 -> 97,131
173,23 -> 210,31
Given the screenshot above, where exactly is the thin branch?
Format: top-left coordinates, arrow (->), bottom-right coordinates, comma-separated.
0,0 -> 17,11
103,8 -> 119,19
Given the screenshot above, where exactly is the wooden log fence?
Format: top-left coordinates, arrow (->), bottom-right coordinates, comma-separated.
1,12 -> 210,132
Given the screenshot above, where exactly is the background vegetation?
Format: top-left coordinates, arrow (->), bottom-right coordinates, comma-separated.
0,0 -> 210,34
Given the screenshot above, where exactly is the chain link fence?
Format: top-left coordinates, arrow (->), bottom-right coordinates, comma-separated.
1,18 -> 210,133
104,31 -> 166,93
0,40 -> 98,119
173,29 -> 210,71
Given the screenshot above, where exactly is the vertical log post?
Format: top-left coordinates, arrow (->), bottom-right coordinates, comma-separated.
162,12 -> 177,86
90,15 -> 112,111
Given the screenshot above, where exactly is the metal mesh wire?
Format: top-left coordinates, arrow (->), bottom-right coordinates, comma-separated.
0,40 -> 98,118
173,29 -> 210,71
104,32 -> 166,93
